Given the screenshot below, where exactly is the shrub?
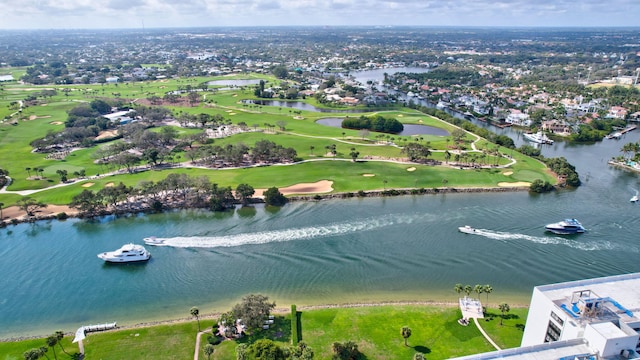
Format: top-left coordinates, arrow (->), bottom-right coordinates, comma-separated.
56,212 -> 68,220
207,335 -> 222,345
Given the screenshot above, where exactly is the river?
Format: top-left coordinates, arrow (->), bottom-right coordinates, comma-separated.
1,68 -> 640,339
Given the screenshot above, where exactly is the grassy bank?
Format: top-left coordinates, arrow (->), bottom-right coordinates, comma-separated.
0,304 -> 527,360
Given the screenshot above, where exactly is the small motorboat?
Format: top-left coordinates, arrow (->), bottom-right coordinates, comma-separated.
544,219 -> 585,235
631,195 -> 639,203
143,237 -> 166,246
98,243 -> 151,263
458,225 -> 478,234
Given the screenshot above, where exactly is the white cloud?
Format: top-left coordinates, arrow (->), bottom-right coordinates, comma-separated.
0,0 -> 638,28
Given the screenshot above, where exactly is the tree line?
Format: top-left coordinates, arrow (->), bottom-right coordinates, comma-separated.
69,173 -> 287,218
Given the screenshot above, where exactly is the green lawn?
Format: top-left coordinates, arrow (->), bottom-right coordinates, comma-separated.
0,305 -> 527,360
0,74 -> 556,208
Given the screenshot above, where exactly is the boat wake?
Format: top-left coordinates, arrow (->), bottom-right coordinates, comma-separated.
465,229 -> 637,253
147,214 -> 419,248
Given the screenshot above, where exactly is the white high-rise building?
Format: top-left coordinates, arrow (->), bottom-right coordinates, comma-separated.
453,272 -> 640,359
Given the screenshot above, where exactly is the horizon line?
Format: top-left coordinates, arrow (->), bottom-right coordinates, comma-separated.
1,25 -> 640,32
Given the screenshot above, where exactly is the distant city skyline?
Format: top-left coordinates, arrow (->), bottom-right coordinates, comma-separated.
1,0 -> 639,30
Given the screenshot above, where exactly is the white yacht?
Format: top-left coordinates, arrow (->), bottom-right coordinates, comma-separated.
523,131 -> 554,144
458,225 -> 478,234
143,237 -> 166,246
98,243 -> 151,263
544,219 -> 585,235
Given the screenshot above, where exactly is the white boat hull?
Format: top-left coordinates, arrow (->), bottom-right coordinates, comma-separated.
98,243 -> 151,263
143,237 -> 166,246
458,226 -> 479,234
544,219 -> 585,235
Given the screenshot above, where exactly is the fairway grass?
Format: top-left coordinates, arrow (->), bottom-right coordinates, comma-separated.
0,74 -> 556,210
0,305 -> 528,360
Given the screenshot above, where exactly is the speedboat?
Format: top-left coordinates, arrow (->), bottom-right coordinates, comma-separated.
523,131 -> 554,144
458,225 -> 478,234
143,237 -> 166,246
544,219 -> 585,235
631,195 -> 639,203
97,243 -> 151,263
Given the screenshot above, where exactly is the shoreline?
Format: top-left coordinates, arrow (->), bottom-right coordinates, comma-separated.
0,185 -> 529,227
0,300 -> 530,343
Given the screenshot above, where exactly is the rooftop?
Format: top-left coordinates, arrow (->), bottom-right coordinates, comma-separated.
537,272 -> 640,325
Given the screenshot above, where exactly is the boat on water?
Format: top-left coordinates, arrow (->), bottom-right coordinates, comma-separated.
97,243 -> 151,263
523,131 -> 554,144
631,195 -> 639,203
544,219 -> 585,235
458,225 -> 479,234
143,237 -> 166,246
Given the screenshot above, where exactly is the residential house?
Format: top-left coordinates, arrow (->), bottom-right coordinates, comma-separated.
542,120 -> 573,136
607,106 -> 629,119
505,109 -> 532,127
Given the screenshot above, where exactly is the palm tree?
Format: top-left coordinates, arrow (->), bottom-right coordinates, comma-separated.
474,284 -> 483,300
463,285 -> 472,298
25,167 -> 31,178
54,331 -> 68,355
0,202 -> 4,221
483,285 -> 493,307
454,283 -> 463,297
203,344 -> 215,360
444,150 -> 451,164
46,335 -> 58,360
401,326 -> 412,347
310,145 -> 314,156
498,303 -> 510,325
190,306 -> 201,331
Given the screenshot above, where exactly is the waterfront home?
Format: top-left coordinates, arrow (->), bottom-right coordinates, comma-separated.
542,120 -> 573,136
607,106 -> 629,119
505,109 -> 532,127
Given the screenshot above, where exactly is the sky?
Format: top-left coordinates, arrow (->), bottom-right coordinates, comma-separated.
0,0 -> 639,29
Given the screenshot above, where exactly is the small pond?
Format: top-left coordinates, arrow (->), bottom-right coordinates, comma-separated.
316,118 -> 450,136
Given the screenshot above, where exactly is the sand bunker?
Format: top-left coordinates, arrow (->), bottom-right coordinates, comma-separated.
502,171 -> 513,176
27,115 -> 51,120
226,110 -> 233,112
407,167 -> 416,172
498,181 -> 531,187
50,121 -> 63,125
254,180 -> 334,197
362,174 -> 376,177
397,114 -> 403,117
418,119 -> 423,123
293,116 -> 304,120
95,130 -> 119,140
82,182 -> 95,188
229,112 -> 236,115
105,182 -> 115,187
